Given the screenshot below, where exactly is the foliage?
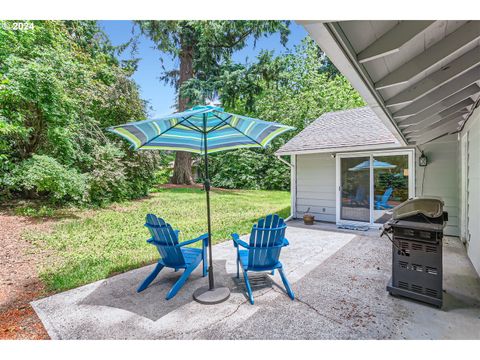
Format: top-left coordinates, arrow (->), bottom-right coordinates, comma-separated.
0,20 -> 161,205
378,173 -> 408,191
135,20 -> 291,184
136,20 -> 290,98
6,154 -> 88,204
205,148 -> 290,190
154,167 -> 173,186
14,204 -> 56,217
187,38 -> 365,190
26,188 -> 290,291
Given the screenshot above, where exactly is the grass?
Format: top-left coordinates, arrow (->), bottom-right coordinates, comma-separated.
26,187 -> 290,292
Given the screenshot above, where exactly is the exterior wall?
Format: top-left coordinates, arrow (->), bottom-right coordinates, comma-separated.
415,134 -> 460,237
294,140 -> 461,238
461,107 -> 480,276
295,153 -> 336,222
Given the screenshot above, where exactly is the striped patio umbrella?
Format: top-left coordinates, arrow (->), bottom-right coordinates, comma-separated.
108,104 -> 294,304
348,159 -> 397,172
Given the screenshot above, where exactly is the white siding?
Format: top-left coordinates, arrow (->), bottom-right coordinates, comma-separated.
294,140 -> 461,238
415,134 -> 460,237
295,153 -> 336,222
461,107 -> 480,276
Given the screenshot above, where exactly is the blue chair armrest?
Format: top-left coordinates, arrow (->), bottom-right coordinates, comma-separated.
231,233 -> 250,249
283,238 -> 290,246
178,233 -> 208,247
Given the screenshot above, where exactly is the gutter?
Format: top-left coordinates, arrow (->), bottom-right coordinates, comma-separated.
276,155 -> 294,168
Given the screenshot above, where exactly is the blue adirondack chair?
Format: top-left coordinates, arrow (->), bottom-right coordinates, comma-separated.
137,214 -> 208,300
350,184 -> 368,206
231,214 -> 294,304
375,187 -> 394,210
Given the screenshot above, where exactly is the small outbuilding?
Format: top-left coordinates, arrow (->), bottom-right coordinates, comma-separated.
277,106 -> 459,237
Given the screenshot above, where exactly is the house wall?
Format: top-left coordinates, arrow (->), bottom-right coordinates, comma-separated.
461,106 -> 480,276
294,141 -> 460,238
295,153 -> 336,222
415,134 -> 460,237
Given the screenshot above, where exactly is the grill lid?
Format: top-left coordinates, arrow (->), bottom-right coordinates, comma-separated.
390,197 -> 444,220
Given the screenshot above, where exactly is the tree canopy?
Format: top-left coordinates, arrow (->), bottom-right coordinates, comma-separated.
0,20 -> 160,205
0,21 -> 366,205
135,20 -> 291,184
201,38 -> 365,190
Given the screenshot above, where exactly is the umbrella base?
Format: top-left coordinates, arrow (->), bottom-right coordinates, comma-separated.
193,285 -> 230,305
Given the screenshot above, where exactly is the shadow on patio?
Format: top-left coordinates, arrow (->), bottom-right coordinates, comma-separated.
31,222 -> 480,340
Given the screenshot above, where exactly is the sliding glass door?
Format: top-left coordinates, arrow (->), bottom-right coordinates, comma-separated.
339,156 -> 371,222
373,155 -> 410,224
337,150 -> 414,226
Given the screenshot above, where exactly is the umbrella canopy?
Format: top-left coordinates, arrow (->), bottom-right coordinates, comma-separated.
107,104 -> 293,304
108,105 -> 293,154
348,159 -> 397,172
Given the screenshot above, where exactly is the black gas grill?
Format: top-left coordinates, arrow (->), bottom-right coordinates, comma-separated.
381,197 -> 447,308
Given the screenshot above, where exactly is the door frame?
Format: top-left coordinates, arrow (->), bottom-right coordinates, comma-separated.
335,148 -> 415,227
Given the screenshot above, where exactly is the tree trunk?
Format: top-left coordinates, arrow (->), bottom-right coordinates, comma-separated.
171,42 -> 195,185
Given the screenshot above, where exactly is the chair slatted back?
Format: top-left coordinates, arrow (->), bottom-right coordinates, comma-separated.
145,214 -> 185,268
248,214 -> 286,269
381,187 -> 393,205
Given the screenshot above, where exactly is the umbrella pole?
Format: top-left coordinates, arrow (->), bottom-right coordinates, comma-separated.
204,147 -> 215,290
192,114 -> 230,304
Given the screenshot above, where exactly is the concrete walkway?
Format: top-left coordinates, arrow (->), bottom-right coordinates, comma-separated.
32,222 -> 480,339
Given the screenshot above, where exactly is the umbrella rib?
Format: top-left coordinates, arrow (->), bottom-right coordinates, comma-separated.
210,113 -> 264,147
136,114 -> 196,150
206,115 -> 233,133
183,119 -> 204,133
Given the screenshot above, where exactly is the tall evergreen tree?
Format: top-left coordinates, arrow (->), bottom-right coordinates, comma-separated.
136,20 -> 290,184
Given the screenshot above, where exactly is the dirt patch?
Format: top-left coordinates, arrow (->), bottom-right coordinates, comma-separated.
0,212 -> 54,339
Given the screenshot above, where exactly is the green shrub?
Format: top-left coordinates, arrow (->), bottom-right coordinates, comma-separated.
9,154 -> 88,204
207,149 -> 290,191
154,167 -> 172,185
14,204 -> 56,217
85,145 -> 160,206
0,21 -> 160,208
86,145 -> 129,205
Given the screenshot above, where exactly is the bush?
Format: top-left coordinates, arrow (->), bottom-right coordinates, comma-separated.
207,149 -> 290,190
86,145 -> 129,205
153,167 -> 173,185
0,21 -> 160,208
86,145 -> 160,206
8,155 -> 88,204
14,204 -> 56,217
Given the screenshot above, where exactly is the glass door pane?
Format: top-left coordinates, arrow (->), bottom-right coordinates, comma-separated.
373,155 -> 409,224
340,156 -> 370,222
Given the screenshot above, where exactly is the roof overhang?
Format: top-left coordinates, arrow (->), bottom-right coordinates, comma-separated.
276,142 -> 402,156
300,20 -> 480,145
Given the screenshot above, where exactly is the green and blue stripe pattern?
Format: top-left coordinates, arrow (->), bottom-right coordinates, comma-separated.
107,105 -> 294,154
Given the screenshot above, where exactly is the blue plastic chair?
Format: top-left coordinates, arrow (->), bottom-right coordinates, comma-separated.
231,214 -> 294,304
350,185 -> 368,206
375,187 -> 394,210
137,214 -> 208,300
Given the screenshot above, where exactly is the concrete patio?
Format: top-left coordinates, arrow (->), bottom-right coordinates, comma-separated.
32,221 -> 480,339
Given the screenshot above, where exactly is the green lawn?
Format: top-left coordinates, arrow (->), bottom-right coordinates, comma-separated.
27,188 -> 290,292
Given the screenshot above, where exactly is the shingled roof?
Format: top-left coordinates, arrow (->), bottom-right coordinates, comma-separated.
276,107 -> 399,155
